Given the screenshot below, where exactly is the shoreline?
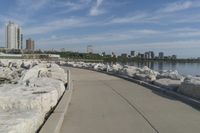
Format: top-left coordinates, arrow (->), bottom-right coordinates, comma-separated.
61,61 -> 200,108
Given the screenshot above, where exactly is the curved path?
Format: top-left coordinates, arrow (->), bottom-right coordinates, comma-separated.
60,67 -> 200,133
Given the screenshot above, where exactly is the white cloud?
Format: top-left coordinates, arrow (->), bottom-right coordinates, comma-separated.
159,1 -> 193,13
24,17 -> 92,35
89,0 -> 105,16
54,0 -> 92,14
106,1 -> 200,25
16,0 -> 50,11
107,13 -> 154,24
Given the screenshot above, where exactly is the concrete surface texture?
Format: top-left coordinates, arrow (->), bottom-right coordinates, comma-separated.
60,67 -> 200,133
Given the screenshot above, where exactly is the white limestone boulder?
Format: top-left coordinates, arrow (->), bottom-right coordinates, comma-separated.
153,78 -> 182,91
110,63 -> 123,73
0,110 -> 44,133
21,63 -> 68,83
0,84 -> 59,113
94,63 -> 107,71
134,66 -> 159,81
178,76 -> 200,99
47,64 -> 68,83
20,64 -> 49,82
0,67 -> 20,83
158,70 -> 184,81
28,77 -> 65,98
122,66 -> 139,77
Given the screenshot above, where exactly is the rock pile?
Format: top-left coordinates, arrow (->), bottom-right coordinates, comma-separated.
0,60 -> 67,133
63,61 -> 200,99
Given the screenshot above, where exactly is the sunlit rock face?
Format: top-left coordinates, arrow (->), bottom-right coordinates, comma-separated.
0,59 -> 67,133
158,70 -> 184,81
153,78 -> 182,91
178,76 -> 200,99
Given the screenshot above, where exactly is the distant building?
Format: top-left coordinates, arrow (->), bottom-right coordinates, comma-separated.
149,51 -> 155,59
130,51 -> 137,57
26,38 -> 35,51
172,55 -> 177,59
145,52 -> 150,59
5,21 -> 22,49
102,52 -> 106,56
121,53 -> 128,58
138,53 -> 145,59
159,52 -> 164,59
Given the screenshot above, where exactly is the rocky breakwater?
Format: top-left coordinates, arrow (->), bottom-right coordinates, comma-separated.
0,60 -> 67,133
64,61 -> 200,100
178,76 -> 200,99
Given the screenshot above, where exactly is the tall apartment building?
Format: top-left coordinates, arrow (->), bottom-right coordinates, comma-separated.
5,21 -> 22,49
26,38 -> 35,51
130,51 -> 138,57
149,51 -> 155,59
159,52 -> 164,59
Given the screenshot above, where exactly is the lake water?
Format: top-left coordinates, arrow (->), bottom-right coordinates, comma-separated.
124,61 -> 200,76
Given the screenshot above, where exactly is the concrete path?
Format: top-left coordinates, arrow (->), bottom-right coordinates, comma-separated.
60,67 -> 200,133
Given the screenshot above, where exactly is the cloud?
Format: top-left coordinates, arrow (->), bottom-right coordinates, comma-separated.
54,0 -> 92,14
36,27 -> 200,52
107,13 -> 154,24
159,1 -> 193,13
24,17 -> 93,35
16,0 -> 50,11
37,28 -> 163,48
89,0 -> 105,16
106,1 -> 200,25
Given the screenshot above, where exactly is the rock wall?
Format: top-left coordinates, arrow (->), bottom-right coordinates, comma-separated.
0,60 -> 67,133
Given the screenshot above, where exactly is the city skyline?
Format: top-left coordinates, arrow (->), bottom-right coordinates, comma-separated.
0,0 -> 200,57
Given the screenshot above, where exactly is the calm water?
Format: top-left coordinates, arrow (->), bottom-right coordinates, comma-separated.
124,61 -> 200,76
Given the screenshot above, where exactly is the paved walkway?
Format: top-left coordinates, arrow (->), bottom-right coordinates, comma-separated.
60,67 -> 200,133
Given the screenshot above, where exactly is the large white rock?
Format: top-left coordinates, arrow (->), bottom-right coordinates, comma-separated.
158,70 -> 184,81
153,78 -> 182,91
20,64 -> 49,82
0,110 -> 44,133
122,66 -> 139,77
21,63 -> 68,83
48,64 -> 68,83
0,61 -> 67,133
0,84 -> 59,113
0,67 -> 19,83
110,64 -> 123,72
28,77 -> 65,98
178,76 -> 200,99
93,63 -> 107,71
134,66 -> 159,81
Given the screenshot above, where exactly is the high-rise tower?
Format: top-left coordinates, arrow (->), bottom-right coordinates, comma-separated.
5,21 -> 22,49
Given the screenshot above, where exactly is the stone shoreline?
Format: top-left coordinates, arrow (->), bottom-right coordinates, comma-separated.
0,59 -> 68,133
62,61 -> 200,100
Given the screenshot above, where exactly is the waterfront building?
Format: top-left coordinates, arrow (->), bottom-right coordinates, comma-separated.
145,52 -> 150,59
138,53 -> 145,59
130,51 -> 138,57
5,21 -> 22,49
172,55 -> 177,59
121,53 -> 128,58
159,52 -> 164,59
149,51 -> 155,59
26,38 -> 35,51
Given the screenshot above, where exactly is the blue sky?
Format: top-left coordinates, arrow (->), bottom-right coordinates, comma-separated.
0,0 -> 200,58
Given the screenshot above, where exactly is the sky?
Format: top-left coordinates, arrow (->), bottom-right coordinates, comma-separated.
0,0 -> 200,58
